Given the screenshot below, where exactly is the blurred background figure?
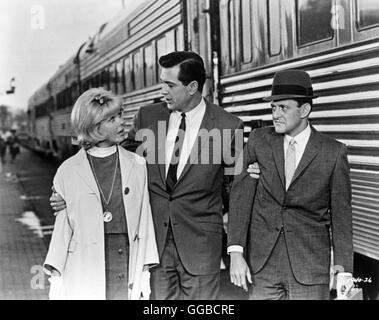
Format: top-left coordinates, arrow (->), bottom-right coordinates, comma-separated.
0,134 -> 6,164
7,129 -> 20,163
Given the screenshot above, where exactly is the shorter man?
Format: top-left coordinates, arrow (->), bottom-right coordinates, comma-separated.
228,70 -> 353,300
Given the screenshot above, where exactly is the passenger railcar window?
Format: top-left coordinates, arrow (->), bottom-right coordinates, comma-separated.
95,74 -> 101,88
356,0 -> 379,29
133,51 -> 143,90
101,69 -> 110,90
116,60 -> 124,94
268,0 -> 281,56
228,0 -> 236,67
166,31 -> 175,53
297,0 -> 333,46
176,26 -> 184,51
156,37 -> 166,82
241,0 -> 252,62
110,64 -> 117,94
124,56 -> 134,93
144,45 -> 154,87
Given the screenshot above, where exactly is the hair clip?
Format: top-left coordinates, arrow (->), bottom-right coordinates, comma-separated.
93,94 -> 105,105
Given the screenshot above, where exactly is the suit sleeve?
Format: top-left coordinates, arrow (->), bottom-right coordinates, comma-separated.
140,163 -> 159,267
330,144 -> 353,273
222,120 -> 245,213
121,109 -> 142,153
227,129 -> 259,249
43,167 -> 73,276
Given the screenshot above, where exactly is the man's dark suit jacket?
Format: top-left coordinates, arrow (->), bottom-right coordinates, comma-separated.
122,101 -> 244,275
228,126 -> 353,285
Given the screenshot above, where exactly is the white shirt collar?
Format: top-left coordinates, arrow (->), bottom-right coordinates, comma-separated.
87,145 -> 117,158
284,123 -> 311,149
173,98 -> 206,123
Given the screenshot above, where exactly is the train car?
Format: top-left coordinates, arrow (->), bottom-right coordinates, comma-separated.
49,55 -> 80,160
78,0 -> 186,127
28,0 -> 216,155
27,83 -> 54,155
78,0 -> 220,127
27,0 -> 379,297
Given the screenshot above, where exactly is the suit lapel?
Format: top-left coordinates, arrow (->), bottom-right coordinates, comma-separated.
118,146 -> 134,188
270,132 -> 286,189
290,128 -> 321,186
175,100 -> 215,187
156,105 -> 171,185
72,149 -> 101,202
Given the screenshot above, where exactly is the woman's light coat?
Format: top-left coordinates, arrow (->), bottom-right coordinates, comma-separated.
44,146 -> 159,299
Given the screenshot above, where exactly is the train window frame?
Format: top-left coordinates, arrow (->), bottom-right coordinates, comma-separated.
156,36 -> 166,83
228,0 -> 237,68
240,0 -> 253,63
95,73 -> 101,88
116,60 -> 125,95
267,0 -> 282,57
143,43 -> 155,88
109,63 -> 117,94
133,50 -> 143,91
355,0 -> 379,31
349,0 -> 379,42
175,25 -> 184,51
124,55 -> 134,93
295,0 -> 335,49
166,30 -> 176,53
101,68 -> 110,91
293,0 -> 337,58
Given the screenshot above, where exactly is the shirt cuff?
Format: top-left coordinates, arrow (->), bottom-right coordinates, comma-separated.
227,245 -> 244,254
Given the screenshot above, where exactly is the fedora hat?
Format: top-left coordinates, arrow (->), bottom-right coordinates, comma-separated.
263,69 -> 319,101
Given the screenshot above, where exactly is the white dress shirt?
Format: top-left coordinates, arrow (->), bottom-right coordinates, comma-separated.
283,124 -> 311,169
165,98 -> 206,179
227,123 -> 312,254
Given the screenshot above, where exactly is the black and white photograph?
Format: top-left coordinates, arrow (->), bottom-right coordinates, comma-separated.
0,0 -> 378,306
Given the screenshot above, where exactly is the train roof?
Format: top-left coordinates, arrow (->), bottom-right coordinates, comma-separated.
27,82 -> 51,109
27,0 -> 153,103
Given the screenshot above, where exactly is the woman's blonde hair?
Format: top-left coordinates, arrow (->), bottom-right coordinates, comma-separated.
71,88 -> 123,149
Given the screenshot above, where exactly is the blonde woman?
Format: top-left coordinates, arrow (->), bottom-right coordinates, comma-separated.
43,88 -> 159,300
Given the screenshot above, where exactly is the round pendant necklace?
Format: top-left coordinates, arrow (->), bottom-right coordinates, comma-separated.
88,148 -> 119,223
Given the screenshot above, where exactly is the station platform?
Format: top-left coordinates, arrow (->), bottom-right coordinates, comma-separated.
0,150 -> 49,300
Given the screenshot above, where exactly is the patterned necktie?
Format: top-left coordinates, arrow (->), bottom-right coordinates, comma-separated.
285,139 -> 296,190
166,113 -> 186,193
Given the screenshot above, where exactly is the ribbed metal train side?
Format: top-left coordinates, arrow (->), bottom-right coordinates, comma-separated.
219,39 -> 379,261
80,0 -> 185,129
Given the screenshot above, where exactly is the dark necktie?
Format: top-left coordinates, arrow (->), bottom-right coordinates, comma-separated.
166,113 -> 186,193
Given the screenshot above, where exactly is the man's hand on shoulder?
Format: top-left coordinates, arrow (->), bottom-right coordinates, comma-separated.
50,186 -> 66,213
247,162 -> 260,179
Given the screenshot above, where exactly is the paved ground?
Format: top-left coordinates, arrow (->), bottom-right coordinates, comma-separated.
0,146 -> 248,300
0,148 -> 49,299
5,146 -> 379,300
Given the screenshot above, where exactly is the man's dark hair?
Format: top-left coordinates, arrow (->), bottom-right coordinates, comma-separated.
295,98 -> 313,110
159,51 -> 206,93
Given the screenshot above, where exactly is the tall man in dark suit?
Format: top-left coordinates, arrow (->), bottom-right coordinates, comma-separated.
123,51 -> 244,299
227,70 -> 353,300
50,52 -> 243,300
